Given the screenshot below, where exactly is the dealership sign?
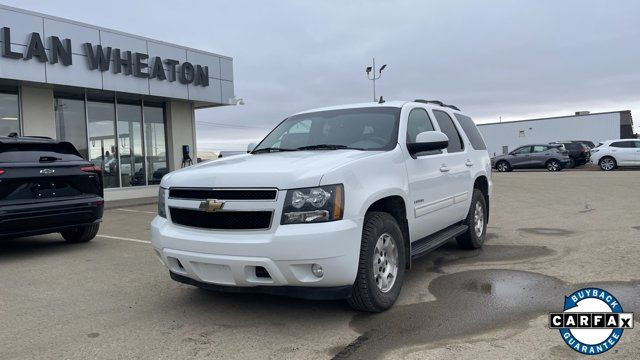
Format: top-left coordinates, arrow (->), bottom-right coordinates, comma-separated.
1,27 -> 209,86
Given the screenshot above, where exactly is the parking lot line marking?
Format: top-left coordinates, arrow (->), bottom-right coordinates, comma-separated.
97,234 -> 151,244
114,208 -> 157,214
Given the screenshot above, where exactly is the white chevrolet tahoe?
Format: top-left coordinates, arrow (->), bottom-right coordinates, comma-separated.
151,100 -> 492,312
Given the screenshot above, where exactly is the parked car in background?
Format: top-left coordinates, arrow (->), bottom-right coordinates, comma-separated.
152,100 -> 492,312
0,134 -> 104,241
550,141 -> 591,167
556,140 -> 595,149
590,139 -> 640,171
491,144 -> 571,172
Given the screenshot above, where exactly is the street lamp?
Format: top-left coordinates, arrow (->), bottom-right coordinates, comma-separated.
365,58 -> 387,102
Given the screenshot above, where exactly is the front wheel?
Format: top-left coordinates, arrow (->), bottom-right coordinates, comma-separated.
457,189 -> 488,249
546,159 -> 562,171
599,157 -> 616,171
61,223 -> 100,243
348,212 -> 405,312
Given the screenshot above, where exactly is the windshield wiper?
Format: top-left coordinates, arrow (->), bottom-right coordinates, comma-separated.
296,144 -> 363,151
252,147 -> 298,154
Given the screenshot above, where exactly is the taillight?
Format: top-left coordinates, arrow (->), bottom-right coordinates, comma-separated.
80,165 -> 102,173
0,169 -> 4,175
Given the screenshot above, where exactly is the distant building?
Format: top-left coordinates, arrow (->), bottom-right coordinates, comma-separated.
478,111 -> 634,156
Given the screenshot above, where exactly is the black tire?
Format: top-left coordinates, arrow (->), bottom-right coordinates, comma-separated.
496,161 -> 511,172
61,223 -> 100,243
599,156 -> 616,171
546,159 -> 562,172
457,189 -> 488,249
348,212 -> 406,312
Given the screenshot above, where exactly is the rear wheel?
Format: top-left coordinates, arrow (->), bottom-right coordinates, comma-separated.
599,157 -> 616,171
457,189 -> 487,249
348,212 -> 405,312
61,223 -> 100,243
546,159 -> 561,171
496,161 -> 511,172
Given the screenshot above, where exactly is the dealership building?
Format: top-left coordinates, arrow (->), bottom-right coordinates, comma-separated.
478,110 -> 635,157
0,5 -> 233,200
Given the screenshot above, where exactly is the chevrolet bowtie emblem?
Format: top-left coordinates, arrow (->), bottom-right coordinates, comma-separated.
199,199 -> 225,212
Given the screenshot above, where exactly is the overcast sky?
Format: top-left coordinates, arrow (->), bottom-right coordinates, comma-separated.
8,0 -> 640,151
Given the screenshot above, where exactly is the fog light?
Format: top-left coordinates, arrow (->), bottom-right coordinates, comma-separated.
311,264 -> 324,278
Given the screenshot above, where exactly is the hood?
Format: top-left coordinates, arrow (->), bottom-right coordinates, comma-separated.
162,150 -> 379,189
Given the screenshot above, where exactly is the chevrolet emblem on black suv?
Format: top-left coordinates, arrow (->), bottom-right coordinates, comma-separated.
199,199 -> 225,212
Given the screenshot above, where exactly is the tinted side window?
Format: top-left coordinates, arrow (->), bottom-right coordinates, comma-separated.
406,108 -> 434,143
513,146 -> 531,154
610,141 -> 633,148
433,110 -> 463,153
454,114 -> 486,150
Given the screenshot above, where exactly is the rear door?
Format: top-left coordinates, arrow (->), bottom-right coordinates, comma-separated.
430,109 -> 472,224
530,145 -> 551,166
0,141 -> 103,205
634,141 -> 640,164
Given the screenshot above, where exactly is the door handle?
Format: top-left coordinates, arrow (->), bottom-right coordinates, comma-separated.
465,160 -> 474,167
440,165 -> 450,173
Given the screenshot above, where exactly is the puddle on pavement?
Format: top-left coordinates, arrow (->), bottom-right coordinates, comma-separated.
425,242 -> 555,274
334,270 -> 640,359
518,228 -> 574,236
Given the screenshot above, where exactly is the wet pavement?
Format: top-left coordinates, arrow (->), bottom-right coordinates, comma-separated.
2,170 -> 640,359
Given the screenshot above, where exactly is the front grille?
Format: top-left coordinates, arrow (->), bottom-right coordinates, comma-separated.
169,208 -> 273,230
169,188 -> 277,201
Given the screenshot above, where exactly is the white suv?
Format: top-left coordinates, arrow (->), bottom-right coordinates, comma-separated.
151,100 -> 492,312
590,139 -> 640,171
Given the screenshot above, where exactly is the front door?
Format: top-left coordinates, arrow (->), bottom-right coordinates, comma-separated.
610,141 -> 637,165
403,107 -> 453,241
509,146 -> 532,168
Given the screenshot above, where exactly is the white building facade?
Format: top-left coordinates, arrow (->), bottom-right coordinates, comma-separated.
478,111 -> 634,157
0,4 -> 233,192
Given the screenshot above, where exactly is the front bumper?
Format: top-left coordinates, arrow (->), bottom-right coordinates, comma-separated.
151,216 -> 363,290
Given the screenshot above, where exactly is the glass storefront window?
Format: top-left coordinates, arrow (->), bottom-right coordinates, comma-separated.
117,102 -> 145,187
55,97 -> 88,159
52,90 -> 168,188
0,91 -> 20,136
144,105 -> 168,185
87,100 -> 119,188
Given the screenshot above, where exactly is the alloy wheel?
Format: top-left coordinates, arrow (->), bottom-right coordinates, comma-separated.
600,158 -> 615,171
373,233 -> 398,293
474,202 -> 484,238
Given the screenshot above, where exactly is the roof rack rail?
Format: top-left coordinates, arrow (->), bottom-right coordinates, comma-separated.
413,99 -> 460,111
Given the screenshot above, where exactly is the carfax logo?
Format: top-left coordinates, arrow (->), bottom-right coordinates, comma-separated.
549,287 -> 634,355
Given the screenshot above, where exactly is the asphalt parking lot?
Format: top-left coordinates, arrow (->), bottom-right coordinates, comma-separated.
2,169 -> 639,359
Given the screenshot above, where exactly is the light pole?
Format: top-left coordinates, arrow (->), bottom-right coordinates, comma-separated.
365,58 -> 387,102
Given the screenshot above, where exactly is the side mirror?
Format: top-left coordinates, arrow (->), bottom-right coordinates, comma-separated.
247,142 -> 257,153
407,131 -> 448,156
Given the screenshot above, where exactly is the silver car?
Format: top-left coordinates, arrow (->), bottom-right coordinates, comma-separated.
491,144 -> 571,172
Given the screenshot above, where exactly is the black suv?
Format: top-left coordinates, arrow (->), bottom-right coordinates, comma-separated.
0,135 -> 104,241
550,141 -> 591,167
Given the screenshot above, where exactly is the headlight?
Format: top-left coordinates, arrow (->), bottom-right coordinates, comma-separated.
281,184 -> 344,224
158,187 -> 167,218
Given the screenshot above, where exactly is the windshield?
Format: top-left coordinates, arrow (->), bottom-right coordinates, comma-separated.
253,107 -> 401,153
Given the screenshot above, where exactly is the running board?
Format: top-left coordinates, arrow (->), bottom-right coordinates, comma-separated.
410,224 -> 468,259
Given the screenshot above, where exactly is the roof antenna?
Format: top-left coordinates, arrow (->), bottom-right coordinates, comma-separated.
378,96 -> 385,104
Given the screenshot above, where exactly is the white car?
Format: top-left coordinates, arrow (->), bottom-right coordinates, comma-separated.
151,100 -> 492,312
590,139 -> 640,171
